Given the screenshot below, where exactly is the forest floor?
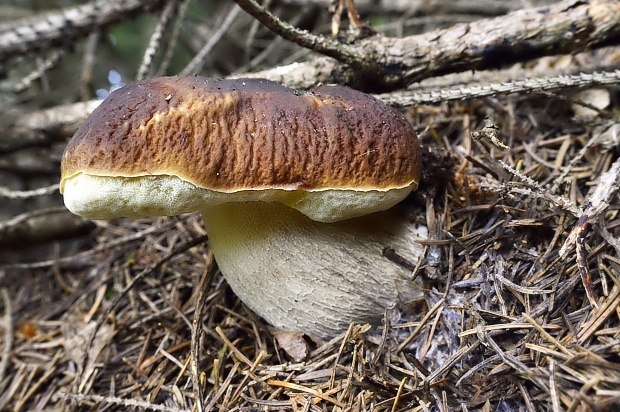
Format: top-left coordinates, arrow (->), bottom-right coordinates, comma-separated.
1,3 -> 620,411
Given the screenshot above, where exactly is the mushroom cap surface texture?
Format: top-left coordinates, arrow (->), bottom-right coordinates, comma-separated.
61,76 -> 421,223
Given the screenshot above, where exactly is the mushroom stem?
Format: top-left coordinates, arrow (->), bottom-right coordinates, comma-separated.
201,201 -> 427,339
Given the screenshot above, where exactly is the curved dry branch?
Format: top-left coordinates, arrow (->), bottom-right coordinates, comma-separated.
235,0 -> 620,91
277,0 -> 555,16
232,0 -> 370,70
0,0 -> 166,65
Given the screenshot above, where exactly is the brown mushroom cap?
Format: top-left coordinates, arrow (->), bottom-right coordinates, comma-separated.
60,77 -> 426,337
61,76 -> 421,222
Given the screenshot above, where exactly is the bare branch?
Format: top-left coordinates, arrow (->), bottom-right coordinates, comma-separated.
498,160 -> 579,216
277,0 -> 555,16
378,70 -> 620,106
136,0 -> 178,80
0,208 -> 92,250
235,0 -> 620,91
0,184 -> 59,199
180,5 -> 243,77
155,0 -> 192,77
0,0 -> 166,65
232,0 -> 370,71
13,49 -> 66,92
1,100 -> 101,153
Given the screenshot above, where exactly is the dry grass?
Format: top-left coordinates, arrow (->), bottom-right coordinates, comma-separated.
1,79 -> 620,411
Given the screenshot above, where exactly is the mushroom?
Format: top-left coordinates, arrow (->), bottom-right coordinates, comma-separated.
60,76 -> 426,339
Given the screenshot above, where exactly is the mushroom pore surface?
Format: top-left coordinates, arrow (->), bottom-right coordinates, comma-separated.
60,76 -> 426,338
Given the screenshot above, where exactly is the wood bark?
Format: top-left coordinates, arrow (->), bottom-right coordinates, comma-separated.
240,0 -> 620,91
0,0 -> 165,65
278,0 -> 556,16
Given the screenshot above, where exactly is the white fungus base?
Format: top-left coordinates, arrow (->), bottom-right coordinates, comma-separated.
203,201 -> 427,339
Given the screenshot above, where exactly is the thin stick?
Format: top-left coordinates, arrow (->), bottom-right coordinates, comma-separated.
522,313 -> 571,357
190,252 -> 216,412
156,0 -> 192,76
203,363 -> 240,411
396,297 -> 445,353
232,0 -> 367,68
390,377 -> 407,412
267,380 -> 345,408
0,288 -> 13,383
180,5 -> 242,76
0,184 -> 60,199
379,70 -> 620,106
215,326 -> 253,367
0,218 -> 182,271
57,393 -> 190,412
137,0 -> 177,80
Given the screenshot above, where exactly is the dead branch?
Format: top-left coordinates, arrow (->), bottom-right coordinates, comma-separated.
0,184 -> 59,199
232,0 -> 370,71
378,70 -> 620,106
558,157 -> 620,307
0,208 -> 93,250
0,0 -> 166,65
236,0 -> 620,91
136,0 -> 178,81
277,0 -> 555,16
179,5 -> 243,77
0,100 -> 101,153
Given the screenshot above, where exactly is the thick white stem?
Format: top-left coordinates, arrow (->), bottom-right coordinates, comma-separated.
201,201 -> 427,339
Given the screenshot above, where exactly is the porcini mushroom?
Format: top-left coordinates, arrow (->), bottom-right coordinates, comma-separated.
60,76 -> 426,339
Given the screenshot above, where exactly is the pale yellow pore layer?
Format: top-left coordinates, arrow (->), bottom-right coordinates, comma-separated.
61,173 -> 416,223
